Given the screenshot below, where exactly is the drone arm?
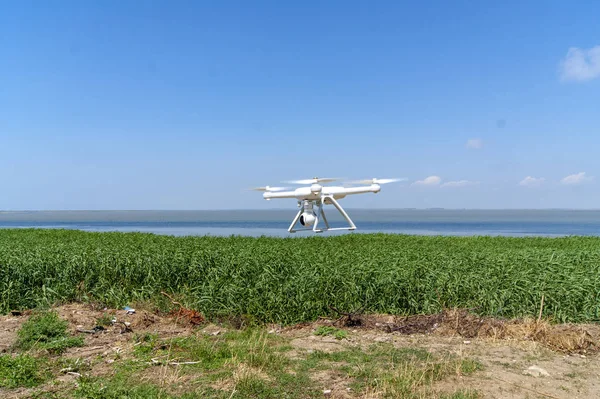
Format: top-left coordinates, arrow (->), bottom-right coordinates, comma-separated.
263,187 -> 314,200
327,184 -> 381,197
263,190 -> 298,200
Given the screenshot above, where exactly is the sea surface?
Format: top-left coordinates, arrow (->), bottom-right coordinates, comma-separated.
1,210 -> 600,237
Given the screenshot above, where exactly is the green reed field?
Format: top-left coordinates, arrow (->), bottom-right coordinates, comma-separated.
0,229 -> 599,324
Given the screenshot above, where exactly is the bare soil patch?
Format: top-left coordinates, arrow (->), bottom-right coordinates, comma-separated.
314,308 -> 600,355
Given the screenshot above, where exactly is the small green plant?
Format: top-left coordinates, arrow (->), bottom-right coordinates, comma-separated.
459,358 -> 484,374
314,325 -> 348,340
334,329 -> 348,340
132,333 -> 161,358
440,390 -> 483,399
16,311 -> 84,354
57,357 -> 92,374
0,354 -> 49,388
96,313 -> 114,327
74,375 -> 172,399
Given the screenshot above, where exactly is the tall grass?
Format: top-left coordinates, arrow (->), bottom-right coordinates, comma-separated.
0,229 -> 599,324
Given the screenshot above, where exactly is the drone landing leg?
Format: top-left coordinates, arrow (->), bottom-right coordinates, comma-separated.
319,202 -> 330,230
312,213 -> 321,233
287,209 -> 303,233
312,202 -> 326,233
289,198 -> 354,234
326,196 -> 357,231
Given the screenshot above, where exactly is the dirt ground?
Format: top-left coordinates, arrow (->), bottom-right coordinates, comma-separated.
284,326 -> 599,399
1,304 -> 599,399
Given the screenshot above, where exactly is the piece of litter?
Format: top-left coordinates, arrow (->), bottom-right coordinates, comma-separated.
323,389 -> 332,396
463,340 -> 471,344
523,365 -> 550,377
76,326 -> 106,334
123,306 -> 135,314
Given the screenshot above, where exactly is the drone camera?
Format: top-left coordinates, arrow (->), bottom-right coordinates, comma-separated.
299,200 -> 317,226
299,212 -> 316,226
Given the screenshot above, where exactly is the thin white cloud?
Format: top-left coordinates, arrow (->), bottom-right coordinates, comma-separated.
466,138 -> 483,149
519,176 -> 545,187
412,176 -> 441,186
560,172 -> 593,185
441,180 -> 479,188
559,45 -> 600,82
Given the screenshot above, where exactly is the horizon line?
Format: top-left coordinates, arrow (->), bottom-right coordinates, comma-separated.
3,208 -> 600,212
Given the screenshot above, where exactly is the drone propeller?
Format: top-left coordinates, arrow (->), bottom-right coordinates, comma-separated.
347,178 -> 407,185
250,186 -> 289,192
284,177 -> 341,185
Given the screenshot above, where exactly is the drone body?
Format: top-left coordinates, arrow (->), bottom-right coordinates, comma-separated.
252,177 -> 403,233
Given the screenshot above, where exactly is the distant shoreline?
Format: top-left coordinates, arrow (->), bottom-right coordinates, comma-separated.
2,209 -> 600,237
3,208 -> 600,212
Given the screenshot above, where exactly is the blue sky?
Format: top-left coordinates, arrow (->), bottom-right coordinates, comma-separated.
1,1 -> 600,210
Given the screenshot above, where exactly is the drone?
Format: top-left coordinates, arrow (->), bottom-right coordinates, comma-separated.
251,177 -> 404,233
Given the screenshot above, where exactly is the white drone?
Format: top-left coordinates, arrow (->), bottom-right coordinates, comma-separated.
251,177 -> 404,233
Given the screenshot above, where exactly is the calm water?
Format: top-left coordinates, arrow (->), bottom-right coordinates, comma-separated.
1,210 -> 600,237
